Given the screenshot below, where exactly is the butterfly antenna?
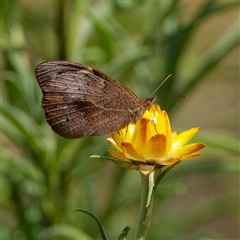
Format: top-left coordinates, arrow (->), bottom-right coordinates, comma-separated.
150,74 -> 172,97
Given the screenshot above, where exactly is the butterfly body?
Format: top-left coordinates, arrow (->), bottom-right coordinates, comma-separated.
35,61 -> 155,138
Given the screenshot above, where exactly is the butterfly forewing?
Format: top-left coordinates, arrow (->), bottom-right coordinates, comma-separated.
35,61 -> 155,138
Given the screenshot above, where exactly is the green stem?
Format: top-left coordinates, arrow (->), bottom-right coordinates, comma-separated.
135,172 -> 155,240
134,164 -> 179,239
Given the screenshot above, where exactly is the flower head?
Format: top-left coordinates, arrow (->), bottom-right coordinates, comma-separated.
107,104 -> 205,173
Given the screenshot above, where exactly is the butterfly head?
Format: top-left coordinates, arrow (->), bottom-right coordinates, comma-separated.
130,97 -> 157,124
144,96 -> 157,109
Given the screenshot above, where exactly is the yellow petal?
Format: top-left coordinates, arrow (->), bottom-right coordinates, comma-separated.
151,104 -> 162,115
171,143 -> 205,159
160,157 -> 181,165
119,123 -> 135,142
107,133 -> 123,151
107,138 -> 120,151
130,118 -> 156,155
144,134 -> 168,159
121,142 -> 144,160
154,111 -> 172,152
142,109 -> 152,119
164,111 -> 172,152
150,105 -> 161,124
171,131 -> 178,138
172,127 -> 200,149
181,151 -> 202,160
108,150 -> 130,161
142,104 -> 161,121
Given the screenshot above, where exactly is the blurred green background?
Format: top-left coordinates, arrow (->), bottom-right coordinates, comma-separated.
1,1 -> 239,239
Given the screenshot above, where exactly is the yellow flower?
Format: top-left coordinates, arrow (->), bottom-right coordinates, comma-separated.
107,104 -> 205,172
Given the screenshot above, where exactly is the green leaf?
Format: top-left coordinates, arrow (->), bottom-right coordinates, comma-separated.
118,226 -> 131,240
74,208 -> 108,240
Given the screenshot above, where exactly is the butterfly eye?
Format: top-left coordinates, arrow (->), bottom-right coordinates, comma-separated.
147,97 -> 157,107
146,99 -> 152,107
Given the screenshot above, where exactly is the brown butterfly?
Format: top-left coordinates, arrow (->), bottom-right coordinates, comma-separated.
35,61 -> 156,139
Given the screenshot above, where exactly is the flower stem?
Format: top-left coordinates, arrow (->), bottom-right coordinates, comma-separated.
135,172 -> 155,240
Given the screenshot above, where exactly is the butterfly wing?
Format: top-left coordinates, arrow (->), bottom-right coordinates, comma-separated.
35,61 -> 142,138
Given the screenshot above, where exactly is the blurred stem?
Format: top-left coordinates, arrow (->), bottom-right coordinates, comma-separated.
183,19 -> 239,95
143,0 -> 178,45
11,181 -> 35,239
100,167 -> 126,219
135,172 -> 155,240
56,1 -> 66,59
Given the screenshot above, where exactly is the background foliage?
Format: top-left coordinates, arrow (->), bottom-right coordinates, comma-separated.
1,1 -> 239,239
